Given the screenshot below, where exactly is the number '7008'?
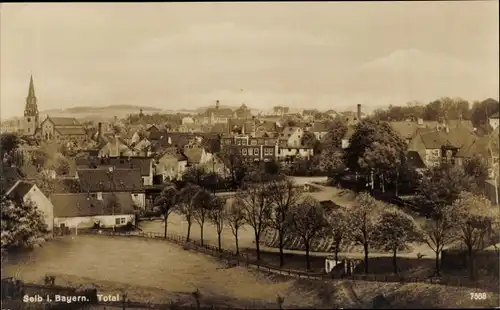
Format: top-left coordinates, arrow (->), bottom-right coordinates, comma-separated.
470,292 -> 487,300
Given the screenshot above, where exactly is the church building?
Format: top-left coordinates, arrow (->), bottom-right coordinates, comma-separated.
22,75 -> 87,142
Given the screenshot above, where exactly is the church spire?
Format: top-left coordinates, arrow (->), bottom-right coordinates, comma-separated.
28,75 -> 35,98
24,75 -> 39,117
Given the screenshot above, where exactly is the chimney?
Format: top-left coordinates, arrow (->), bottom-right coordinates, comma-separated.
98,122 -> 102,138
357,104 -> 361,120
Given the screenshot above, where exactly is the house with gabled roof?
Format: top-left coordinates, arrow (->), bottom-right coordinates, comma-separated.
4,180 -> 54,231
50,192 -> 135,232
97,136 -> 134,157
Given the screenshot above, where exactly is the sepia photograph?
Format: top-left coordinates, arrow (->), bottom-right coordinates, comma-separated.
1,2 -> 499,309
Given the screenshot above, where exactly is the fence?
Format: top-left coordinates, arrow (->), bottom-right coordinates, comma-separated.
82,230 -> 499,291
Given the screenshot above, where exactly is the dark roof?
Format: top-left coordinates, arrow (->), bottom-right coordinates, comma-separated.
76,168 -> 144,192
209,123 -> 230,134
311,122 -> 329,132
76,157 -> 152,176
147,129 -> 167,141
151,133 -> 195,151
0,166 -> 23,193
7,181 -> 34,199
55,127 -> 87,136
407,151 -> 426,169
51,192 -> 135,217
48,117 -> 81,126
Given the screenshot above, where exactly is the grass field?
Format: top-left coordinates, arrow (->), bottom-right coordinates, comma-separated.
3,235 -> 499,308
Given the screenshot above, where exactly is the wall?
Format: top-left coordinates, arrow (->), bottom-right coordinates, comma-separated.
54,214 -> 135,229
131,193 -> 146,209
25,185 -> 54,231
425,149 -> 441,167
287,128 -> 303,147
489,118 -> 499,130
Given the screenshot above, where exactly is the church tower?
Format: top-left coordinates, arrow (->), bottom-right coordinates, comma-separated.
23,75 -> 40,136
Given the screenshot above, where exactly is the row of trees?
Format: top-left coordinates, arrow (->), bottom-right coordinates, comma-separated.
371,97 -> 499,132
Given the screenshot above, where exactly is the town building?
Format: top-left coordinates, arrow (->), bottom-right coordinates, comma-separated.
50,192 -> 135,231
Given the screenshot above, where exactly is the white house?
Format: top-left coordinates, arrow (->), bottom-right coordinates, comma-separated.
6,181 -> 54,231
182,116 -> 195,125
489,112 -> 499,130
50,192 -> 135,231
155,151 -> 188,181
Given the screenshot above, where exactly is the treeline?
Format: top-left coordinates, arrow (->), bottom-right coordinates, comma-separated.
372,97 -> 499,132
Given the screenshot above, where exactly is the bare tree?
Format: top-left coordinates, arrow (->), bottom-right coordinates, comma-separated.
208,196 -> 226,251
153,183 -> 179,238
236,183 -> 273,261
226,199 -> 247,255
421,205 -> 457,276
268,178 -> 302,267
178,184 -> 201,242
347,192 -> 380,274
287,197 -> 329,270
327,206 -> 350,263
450,192 -> 497,280
193,189 -> 214,246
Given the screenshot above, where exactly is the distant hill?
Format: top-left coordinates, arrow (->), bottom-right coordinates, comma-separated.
35,105 -> 162,121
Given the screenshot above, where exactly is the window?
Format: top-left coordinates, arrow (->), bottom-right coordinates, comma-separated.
242,148 -> 247,155
268,148 -> 274,155
254,148 -> 260,155
115,218 -> 121,225
237,140 -> 242,145
120,218 -> 126,224
263,148 -> 269,155
251,140 -> 257,145
242,140 -> 247,145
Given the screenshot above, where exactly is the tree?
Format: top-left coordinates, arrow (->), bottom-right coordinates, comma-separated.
225,199 -> 247,255
421,204 -> 456,276
450,192 -> 497,280
470,98 -> 499,130
268,178 -> 302,267
321,119 -> 348,151
347,120 -> 407,192
287,197 -> 329,270
416,163 -> 474,217
236,183 -> 273,261
153,184 -> 179,238
463,155 -> 489,195
219,144 -> 245,187
1,197 -> 48,252
327,206 -> 350,263
208,196 -> 226,251
373,208 -> 422,274
54,155 -> 71,176
300,131 -> 317,148
178,184 -> 201,241
0,133 -> 22,167
183,166 -> 208,187
0,133 -> 21,159
347,192 -> 380,274
192,189 -> 214,246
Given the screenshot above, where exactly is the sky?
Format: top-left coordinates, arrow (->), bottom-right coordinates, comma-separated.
1,2 -> 499,119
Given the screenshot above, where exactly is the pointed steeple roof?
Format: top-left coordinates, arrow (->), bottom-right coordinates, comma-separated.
28,75 -> 35,98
